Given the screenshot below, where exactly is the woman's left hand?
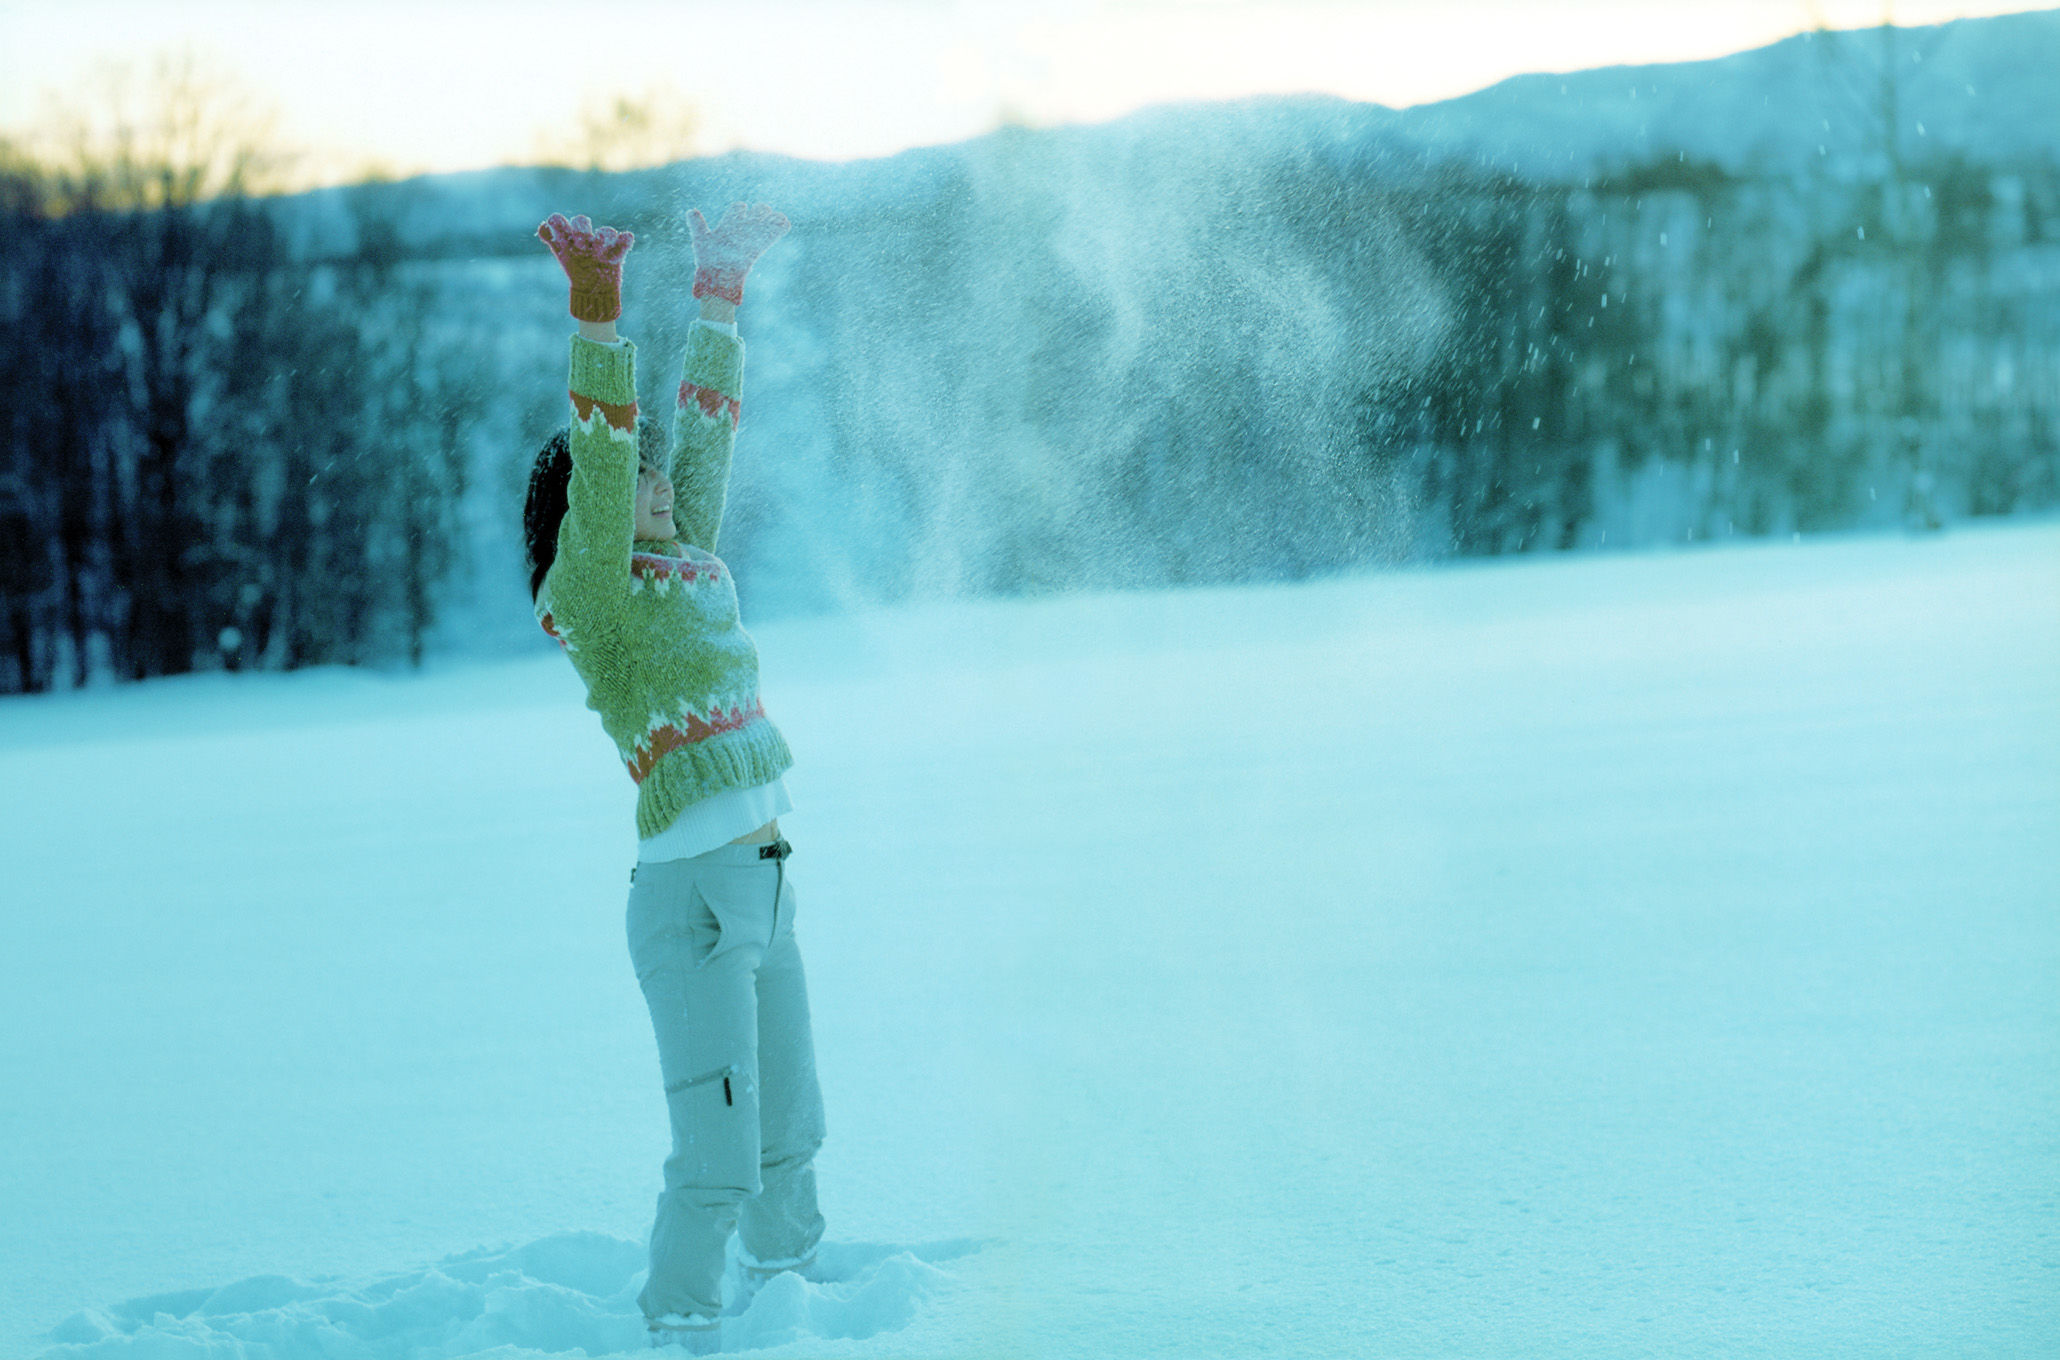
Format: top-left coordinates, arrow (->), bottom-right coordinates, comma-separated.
688,202 -> 790,306
538,212 -> 635,323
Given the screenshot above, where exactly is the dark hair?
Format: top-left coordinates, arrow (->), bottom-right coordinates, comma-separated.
523,421 -> 668,602
523,430 -> 572,603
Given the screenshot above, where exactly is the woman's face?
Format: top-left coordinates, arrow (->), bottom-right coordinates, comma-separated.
634,460 -> 675,542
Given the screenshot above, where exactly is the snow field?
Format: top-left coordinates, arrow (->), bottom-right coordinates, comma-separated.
2,521 -> 2056,1358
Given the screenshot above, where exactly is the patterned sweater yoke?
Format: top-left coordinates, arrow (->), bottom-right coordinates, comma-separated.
536,327 -> 793,839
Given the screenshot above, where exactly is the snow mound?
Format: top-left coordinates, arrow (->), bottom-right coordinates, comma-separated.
38,1233 -> 984,1359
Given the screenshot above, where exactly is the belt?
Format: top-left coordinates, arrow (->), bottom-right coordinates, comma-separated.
758,838 -> 793,861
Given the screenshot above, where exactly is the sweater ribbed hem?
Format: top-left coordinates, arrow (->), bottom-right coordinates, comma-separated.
634,720 -> 796,840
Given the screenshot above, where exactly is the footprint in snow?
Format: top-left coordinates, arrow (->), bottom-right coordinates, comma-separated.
39,1231 -> 989,1358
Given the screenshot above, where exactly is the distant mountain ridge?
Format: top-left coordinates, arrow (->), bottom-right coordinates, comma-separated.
1389,7 -> 2060,179
281,8 -> 2059,262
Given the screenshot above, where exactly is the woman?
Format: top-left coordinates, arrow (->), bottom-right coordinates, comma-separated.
526,205 -> 824,1352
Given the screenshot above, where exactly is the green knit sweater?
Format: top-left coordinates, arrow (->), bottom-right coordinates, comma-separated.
536,327 -> 793,839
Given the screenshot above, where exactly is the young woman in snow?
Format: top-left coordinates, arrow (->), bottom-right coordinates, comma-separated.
524,205 -> 824,1352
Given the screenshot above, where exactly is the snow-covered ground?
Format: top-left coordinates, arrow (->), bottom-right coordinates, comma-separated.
3,522 -> 2056,1359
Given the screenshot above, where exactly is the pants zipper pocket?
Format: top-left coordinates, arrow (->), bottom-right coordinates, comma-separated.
668,1064 -> 737,1106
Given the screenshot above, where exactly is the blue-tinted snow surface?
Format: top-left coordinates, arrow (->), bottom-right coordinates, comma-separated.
2,522 -> 2056,1358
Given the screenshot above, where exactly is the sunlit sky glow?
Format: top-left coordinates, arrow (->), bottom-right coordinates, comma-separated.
0,0 -> 2049,185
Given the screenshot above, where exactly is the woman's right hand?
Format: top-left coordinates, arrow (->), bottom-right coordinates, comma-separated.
688,202 -> 790,306
538,212 -> 635,323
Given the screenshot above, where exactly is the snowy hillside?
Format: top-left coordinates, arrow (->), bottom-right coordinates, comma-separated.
3,520 -> 2055,1358
275,9 -> 2060,256
1395,7 -> 2060,179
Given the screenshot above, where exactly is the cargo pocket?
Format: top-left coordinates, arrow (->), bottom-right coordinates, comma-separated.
670,1063 -> 741,1109
663,1063 -> 761,1195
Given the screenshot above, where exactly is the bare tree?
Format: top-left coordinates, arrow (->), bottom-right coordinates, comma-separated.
32,51 -> 291,212
535,86 -> 701,172
19,56 -> 287,678
1807,9 -> 1952,527
2,52 -> 471,692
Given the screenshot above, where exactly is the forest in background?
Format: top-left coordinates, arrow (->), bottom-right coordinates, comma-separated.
2,22 -> 2056,694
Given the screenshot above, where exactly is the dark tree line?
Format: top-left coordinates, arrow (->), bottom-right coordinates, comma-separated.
1256,147 -> 2057,563
0,142 -> 478,694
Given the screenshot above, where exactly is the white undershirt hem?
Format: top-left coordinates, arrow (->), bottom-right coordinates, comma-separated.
637,778 -> 792,863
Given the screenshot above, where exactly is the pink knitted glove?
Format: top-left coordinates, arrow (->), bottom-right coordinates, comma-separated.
537,212 -> 635,323
688,202 -> 790,305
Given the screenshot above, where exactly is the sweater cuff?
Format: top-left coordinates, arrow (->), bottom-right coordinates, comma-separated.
570,334 -> 637,405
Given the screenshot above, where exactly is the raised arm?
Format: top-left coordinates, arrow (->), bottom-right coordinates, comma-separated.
669,203 -> 789,553
538,212 -> 640,619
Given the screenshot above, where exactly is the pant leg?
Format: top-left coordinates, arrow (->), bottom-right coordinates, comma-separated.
627,859 -> 767,1321
740,863 -> 828,1266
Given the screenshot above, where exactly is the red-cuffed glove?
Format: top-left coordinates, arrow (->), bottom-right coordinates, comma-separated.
537,212 -> 635,323
688,202 -> 790,305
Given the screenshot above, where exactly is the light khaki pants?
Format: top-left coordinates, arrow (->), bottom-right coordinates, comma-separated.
626,840 -> 827,1321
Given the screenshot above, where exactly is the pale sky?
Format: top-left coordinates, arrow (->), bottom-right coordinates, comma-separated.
0,0 -> 2048,185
